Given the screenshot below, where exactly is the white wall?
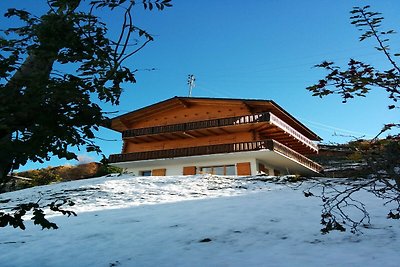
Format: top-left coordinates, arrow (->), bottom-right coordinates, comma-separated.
111,149 -> 321,177
122,155 -> 258,176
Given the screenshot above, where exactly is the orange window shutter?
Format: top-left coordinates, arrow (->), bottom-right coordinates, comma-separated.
183,166 -> 196,175
152,168 -> 166,176
236,162 -> 251,176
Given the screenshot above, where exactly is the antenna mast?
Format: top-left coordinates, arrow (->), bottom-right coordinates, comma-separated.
187,74 -> 196,97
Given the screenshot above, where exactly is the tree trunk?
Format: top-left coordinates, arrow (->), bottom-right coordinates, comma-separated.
7,52 -> 55,89
0,51 -> 57,182
0,161 -> 13,190
0,132 -> 14,189
0,3 -> 79,179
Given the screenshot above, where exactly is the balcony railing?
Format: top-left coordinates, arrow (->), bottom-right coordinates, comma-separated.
122,112 -> 318,152
122,113 -> 270,138
270,140 -> 322,172
109,139 -> 322,173
269,113 -> 318,151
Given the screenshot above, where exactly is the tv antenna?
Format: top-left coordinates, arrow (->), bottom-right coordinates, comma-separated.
187,74 -> 196,97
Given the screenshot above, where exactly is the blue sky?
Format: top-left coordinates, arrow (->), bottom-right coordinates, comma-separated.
1,1 -> 400,171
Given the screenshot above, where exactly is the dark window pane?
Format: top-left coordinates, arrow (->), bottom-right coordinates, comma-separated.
141,170 -> 152,176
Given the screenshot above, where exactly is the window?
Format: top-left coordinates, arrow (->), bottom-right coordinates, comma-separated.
225,165 -> 236,175
214,166 -> 224,175
199,165 -> 235,175
258,163 -> 268,174
140,170 -> 152,176
201,167 -> 212,174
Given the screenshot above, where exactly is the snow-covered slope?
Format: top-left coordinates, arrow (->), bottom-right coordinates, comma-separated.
0,175 -> 398,267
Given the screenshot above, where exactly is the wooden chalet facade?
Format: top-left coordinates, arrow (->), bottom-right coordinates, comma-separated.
108,97 -> 323,176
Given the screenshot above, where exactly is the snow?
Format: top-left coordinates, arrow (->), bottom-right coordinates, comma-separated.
0,174 -> 399,267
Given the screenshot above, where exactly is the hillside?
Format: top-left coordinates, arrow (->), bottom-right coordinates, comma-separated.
6,139 -> 384,193
311,144 -> 367,178
7,143 -> 367,192
17,162 -> 104,181
0,174 -> 399,267
2,162 -> 121,193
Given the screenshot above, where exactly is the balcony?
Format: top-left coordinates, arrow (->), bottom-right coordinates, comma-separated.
122,113 -> 269,137
121,112 -> 318,154
109,139 -> 322,174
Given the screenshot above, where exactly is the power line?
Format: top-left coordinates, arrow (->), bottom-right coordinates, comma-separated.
299,117 -> 374,138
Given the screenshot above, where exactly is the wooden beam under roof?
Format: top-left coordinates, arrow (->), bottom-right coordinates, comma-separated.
219,127 -> 230,134
177,98 -> 190,108
183,131 -> 197,139
169,132 -> 185,139
253,123 -> 273,132
205,128 -> 219,136
161,134 -> 173,141
242,100 -> 255,113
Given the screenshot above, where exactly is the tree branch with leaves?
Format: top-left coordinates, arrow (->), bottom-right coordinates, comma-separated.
0,0 -> 172,230
306,5 -> 400,233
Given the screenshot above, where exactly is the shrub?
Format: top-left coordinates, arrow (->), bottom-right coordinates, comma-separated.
27,168 -> 62,186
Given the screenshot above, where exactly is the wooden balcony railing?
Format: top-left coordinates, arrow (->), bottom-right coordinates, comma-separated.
269,113 -> 318,151
270,140 -> 322,172
109,139 -> 322,173
122,113 -> 270,138
122,112 -> 318,152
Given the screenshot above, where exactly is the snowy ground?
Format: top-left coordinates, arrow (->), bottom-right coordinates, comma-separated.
0,174 -> 399,267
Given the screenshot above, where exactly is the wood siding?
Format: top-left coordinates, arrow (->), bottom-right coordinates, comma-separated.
127,104 -> 249,129
125,132 -> 253,153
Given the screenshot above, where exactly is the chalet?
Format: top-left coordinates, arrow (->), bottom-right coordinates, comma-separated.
107,97 -> 323,176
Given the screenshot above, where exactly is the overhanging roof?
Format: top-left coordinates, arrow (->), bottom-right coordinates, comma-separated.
109,96 -> 322,141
